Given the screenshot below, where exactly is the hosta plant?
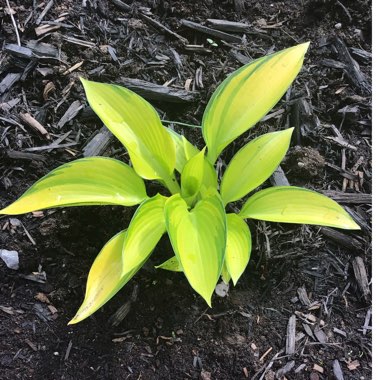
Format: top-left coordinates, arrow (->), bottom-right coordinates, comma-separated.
0,42 -> 360,324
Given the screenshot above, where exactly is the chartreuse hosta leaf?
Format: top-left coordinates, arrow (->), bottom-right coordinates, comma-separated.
181,148 -> 206,202
70,194 -> 167,324
156,214 -> 251,286
155,256 -> 182,272
69,230 -> 136,324
225,214 -> 252,285
168,129 -> 217,191
221,128 -> 294,205
240,186 -> 360,229
122,194 -> 167,274
81,79 -> 177,191
203,43 -> 309,163
0,157 -> 147,215
167,129 -> 199,173
165,192 -> 227,305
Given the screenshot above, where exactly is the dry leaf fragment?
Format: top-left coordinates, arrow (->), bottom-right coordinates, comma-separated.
35,292 -> 51,304
43,81 -> 56,100
313,363 -> 324,373
347,360 -> 360,371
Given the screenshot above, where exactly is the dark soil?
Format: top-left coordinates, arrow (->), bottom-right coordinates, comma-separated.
0,1 -> 371,379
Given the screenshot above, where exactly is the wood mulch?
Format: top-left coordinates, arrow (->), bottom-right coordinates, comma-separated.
0,0 -> 371,379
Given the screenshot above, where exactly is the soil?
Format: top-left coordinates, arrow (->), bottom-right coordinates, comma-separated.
0,1 -> 372,379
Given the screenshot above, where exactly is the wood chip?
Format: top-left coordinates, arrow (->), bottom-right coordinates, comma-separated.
57,100 -> 83,128
361,308 -> 372,335
276,361 -> 295,378
26,40 -> 60,59
34,292 -> 51,304
321,191 -> 371,204
0,73 -> 22,95
119,77 -> 199,103
347,360 -> 360,371
270,165 -> 290,186
333,36 -> 371,95
62,35 -> 96,48
333,360 -> 345,380
286,315 -> 296,355
352,256 -> 370,301
297,287 -> 311,306
36,0 -> 54,25
206,19 -> 250,33
25,339 -> 38,351
259,347 -> 273,362
313,364 -> 324,373
4,44 -> 33,58
320,227 -> 362,251
35,24 -> 60,36
313,327 -> 327,344
43,81 -> 56,100
140,13 -> 188,44
83,125 -> 113,157
62,61 -> 84,75
64,340 -> 73,361
19,112 -> 51,139
325,136 -> 357,151
181,19 -> 242,43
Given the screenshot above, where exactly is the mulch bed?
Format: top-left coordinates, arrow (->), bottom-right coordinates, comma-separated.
0,0 -> 372,379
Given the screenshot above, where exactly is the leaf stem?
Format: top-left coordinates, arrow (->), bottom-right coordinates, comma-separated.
162,120 -> 201,129
163,175 -> 181,195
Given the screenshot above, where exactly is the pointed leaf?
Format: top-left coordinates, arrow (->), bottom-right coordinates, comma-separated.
165,192 -> 227,305
221,262 -> 231,284
181,148 -> 206,199
155,256 -> 182,272
240,186 -> 360,229
122,194 -> 167,274
221,128 -> 294,204
225,214 -> 252,285
69,230 -> 144,324
81,79 -> 176,181
167,128 -> 199,171
202,43 -> 309,163
0,157 -> 147,215
167,129 -> 217,190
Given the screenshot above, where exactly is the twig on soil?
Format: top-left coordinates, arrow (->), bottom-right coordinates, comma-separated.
6,150 -> 46,162
251,349 -> 284,380
5,0 -> 20,46
140,13 -> 189,45
259,347 -> 273,362
194,307 -> 209,324
110,0 -> 131,11
336,1 -> 353,23
181,19 -> 242,43
64,340 -> 73,361
19,112 -> 51,139
118,78 -> 198,103
108,284 -> 138,327
36,0 -> 54,25
333,36 -> 371,95
360,308 -> 371,335
206,19 -> 250,33
24,141 -> 77,152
